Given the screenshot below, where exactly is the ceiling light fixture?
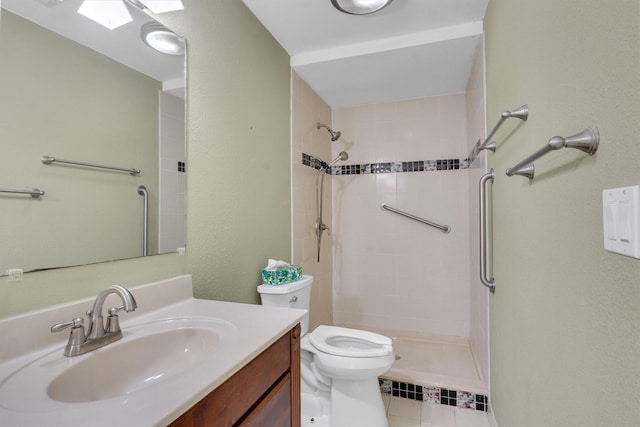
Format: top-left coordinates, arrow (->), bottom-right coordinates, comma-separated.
78,0 -> 184,30
331,0 -> 393,15
141,22 -> 186,55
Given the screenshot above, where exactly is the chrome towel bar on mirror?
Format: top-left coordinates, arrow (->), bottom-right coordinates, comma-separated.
381,203 -> 450,233
479,170 -> 495,290
505,127 -> 600,180
41,155 -> 141,176
0,188 -> 45,198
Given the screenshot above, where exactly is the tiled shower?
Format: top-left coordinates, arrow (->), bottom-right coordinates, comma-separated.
291,42 -> 489,400
330,93 -> 472,337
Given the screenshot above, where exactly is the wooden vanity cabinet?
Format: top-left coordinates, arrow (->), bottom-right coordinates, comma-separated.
169,324 -> 301,427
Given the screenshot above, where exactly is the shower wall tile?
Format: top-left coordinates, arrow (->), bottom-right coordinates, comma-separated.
331,94 -> 471,338
291,72 -> 334,330
292,67 -> 488,349
466,41 -> 490,386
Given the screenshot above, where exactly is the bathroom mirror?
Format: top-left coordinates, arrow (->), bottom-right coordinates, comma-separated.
0,0 -> 186,275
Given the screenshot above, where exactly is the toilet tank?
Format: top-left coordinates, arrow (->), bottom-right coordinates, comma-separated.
257,275 -> 313,335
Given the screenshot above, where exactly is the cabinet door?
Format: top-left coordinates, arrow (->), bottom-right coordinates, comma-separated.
238,374 -> 291,427
169,333 -> 290,427
169,326 -> 301,427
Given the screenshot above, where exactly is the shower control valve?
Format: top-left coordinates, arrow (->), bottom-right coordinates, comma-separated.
315,220 -> 330,235
319,222 -> 331,236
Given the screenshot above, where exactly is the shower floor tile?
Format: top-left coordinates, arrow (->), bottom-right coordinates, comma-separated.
388,334 -> 486,395
394,337 -> 477,378
347,325 -> 488,395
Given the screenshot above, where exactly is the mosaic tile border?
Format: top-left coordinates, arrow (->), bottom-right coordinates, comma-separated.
379,379 -> 488,412
302,153 -> 470,175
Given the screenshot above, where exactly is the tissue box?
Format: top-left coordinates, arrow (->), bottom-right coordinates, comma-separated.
261,265 -> 303,285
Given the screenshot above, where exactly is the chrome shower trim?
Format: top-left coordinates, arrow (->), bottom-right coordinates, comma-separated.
315,151 -> 349,262
316,122 -> 341,141
326,151 -> 349,169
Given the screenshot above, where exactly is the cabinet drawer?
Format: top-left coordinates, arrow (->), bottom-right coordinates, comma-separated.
238,373 -> 291,427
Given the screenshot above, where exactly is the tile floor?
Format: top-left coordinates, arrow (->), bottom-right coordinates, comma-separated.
384,395 -> 491,427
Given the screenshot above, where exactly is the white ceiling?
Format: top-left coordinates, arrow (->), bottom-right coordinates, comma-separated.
242,0 -> 488,109
2,0 -> 185,97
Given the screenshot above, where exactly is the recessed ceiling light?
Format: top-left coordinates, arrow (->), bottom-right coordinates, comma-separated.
331,0 -> 393,15
141,22 -> 186,56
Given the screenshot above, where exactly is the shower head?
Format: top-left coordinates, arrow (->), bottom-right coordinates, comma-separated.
316,122 -> 341,142
327,151 -> 349,168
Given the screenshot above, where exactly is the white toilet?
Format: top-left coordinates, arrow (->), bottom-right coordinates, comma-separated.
257,275 -> 394,427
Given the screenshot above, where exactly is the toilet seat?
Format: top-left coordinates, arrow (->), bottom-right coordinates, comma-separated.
309,325 -> 392,358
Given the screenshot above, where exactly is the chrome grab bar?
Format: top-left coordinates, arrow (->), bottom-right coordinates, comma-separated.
0,188 -> 45,198
137,186 -> 148,257
479,169 -> 495,290
42,155 -> 141,176
505,127 -> 599,180
381,203 -> 450,233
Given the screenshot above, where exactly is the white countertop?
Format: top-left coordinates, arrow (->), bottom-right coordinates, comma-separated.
0,275 -> 306,426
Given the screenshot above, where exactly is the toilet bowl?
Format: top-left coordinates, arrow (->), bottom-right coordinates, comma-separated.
257,276 -> 394,427
306,325 -> 394,379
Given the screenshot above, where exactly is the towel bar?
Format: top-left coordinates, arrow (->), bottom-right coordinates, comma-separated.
0,188 -> 45,198
42,155 -> 141,176
505,127 -> 599,180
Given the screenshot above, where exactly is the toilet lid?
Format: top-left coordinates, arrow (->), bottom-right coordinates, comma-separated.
309,325 -> 393,358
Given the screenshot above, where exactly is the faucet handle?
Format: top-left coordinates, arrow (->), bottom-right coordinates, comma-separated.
51,317 -> 87,357
51,317 -> 87,356
105,306 -> 124,333
51,317 -> 84,333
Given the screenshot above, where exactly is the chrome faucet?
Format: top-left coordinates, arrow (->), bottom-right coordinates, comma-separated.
51,285 -> 137,357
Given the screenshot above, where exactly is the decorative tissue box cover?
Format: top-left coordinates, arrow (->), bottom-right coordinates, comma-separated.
261,265 -> 303,285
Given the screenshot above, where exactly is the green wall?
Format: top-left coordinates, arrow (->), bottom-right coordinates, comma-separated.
484,1 -> 640,425
0,0 -> 291,318
160,0 -> 291,304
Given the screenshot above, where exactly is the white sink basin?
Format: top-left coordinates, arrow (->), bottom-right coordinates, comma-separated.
0,317 -> 237,411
